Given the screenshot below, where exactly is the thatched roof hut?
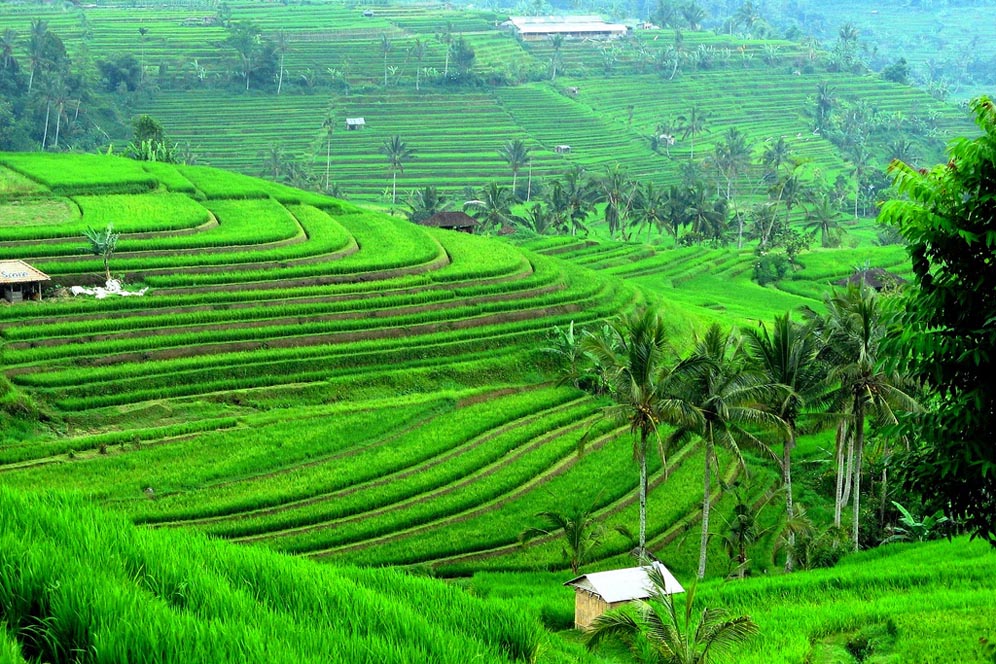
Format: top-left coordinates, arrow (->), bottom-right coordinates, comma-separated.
564,562 -> 684,629
419,211 -> 479,233
833,267 -> 906,291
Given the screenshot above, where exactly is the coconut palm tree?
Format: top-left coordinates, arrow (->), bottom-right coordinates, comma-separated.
802,191 -> 844,248
677,106 -> 707,160
667,324 -> 786,579
597,165 -> 637,239
810,284 -> 919,550
27,19 -> 48,94
379,33 -> 393,86
582,306 -> 699,559
1,29 -> 18,72
520,504 -> 606,574
379,135 -> 414,205
404,185 -> 449,224
630,181 -> 669,242
409,38 -> 426,91
742,314 -> 828,571
320,112 -> 335,191
584,567 -> 758,663
498,139 -> 530,195
274,30 -> 291,95
549,34 -> 564,81
760,136 -> 790,181
546,166 -> 596,237
463,182 -> 520,232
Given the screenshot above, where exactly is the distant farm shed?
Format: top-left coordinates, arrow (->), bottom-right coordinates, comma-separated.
345,118 -> 366,130
555,145 -> 572,154
564,562 -> 684,629
833,267 -> 906,291
505,16 -> 629,41
420,211 -> 479,233
0,260 -> 50,303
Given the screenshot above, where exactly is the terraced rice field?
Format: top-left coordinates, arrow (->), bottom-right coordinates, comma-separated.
6,152 -> 754,575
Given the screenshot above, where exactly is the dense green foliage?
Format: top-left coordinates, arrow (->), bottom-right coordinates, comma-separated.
883,96 -> 996,545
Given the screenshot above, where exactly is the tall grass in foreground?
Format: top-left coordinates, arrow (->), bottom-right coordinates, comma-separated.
0,487 -> 541,664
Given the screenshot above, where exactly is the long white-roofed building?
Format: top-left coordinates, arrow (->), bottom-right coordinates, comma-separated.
505,16 -> 629,41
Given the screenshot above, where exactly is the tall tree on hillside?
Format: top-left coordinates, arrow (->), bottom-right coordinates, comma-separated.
814,82 -> 836,132
598,165 -> 637,240
546,166 -> 596,237
520,504 -> 606,574
27,19 -> 48,93
680,2 -> 706,30
583,306 -> 698,558
667,324 -> 785,579
437,22 -> 453,78
677,106 -> 707,160
881,96 -> 996,547
380,135 -> 414,205
274,30 -> 291,94
409,38 -> 426,91
711,128 -> 753,248
810,284 -> 918,551
379,33 -> 392,86
761,136 -> 791,181
630,181 -> 669,242
225,21 -> 263,91
321,112 -> 335,191
743,314 -> 827,571
1,29 -> 18,72
549,34 -> 564,81
498,139 -> 530,194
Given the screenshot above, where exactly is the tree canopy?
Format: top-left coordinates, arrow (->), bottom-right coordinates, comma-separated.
881,95 -> 996,546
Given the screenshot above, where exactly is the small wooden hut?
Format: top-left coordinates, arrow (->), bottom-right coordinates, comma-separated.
345,117 -> 366,130
833,267 -> 906,291
555,144 -> 572,154
564,562 -> 684,629
419,211 -> 479,233
0,260 -> 50,303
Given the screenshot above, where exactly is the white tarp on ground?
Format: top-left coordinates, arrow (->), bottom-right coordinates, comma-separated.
71,279 -> 148,299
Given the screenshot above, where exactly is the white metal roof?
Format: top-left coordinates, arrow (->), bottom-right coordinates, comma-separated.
345,118 -> 365,125
508,15 -> 628,33
0,260 -> 50,284
564,562 -> 684,604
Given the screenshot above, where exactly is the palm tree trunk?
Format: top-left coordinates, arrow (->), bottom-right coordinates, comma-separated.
392,171 -> 397,205
852,398 -> 864,551
325,138 -> 331,191
639,429 -> 648,558
277,54 -> 285,94
842,417 -> 855,508
41,102 -> 50,150
53,102 -> 63,148
784,429 -> 796,572
698,429 -> 713,580
833,419 -> 847,527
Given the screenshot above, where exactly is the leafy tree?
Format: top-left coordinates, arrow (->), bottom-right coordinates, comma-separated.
379,135 -> 414,204
711,128 -> 753,247
882,57 -> 909,84
545,166 -> 596,236
97,55 -> 141,93
881,96 -> 996,546
584,568 -> 758,663
597,165 -> 636,239
498,139 -> 530,194
677,106 -> 707,160
127,115 -> 179,163
225,21 -> 264,91
814,82 -> 836,132
520,504 -> 606,574
447,36 -> 475,83
83,224 -> 119,283
680,3 -> 706,30
0,29 -> 17,72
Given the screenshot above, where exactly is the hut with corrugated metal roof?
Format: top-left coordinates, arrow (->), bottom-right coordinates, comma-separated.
564,561 -> 684,629
0,260 -> 50,303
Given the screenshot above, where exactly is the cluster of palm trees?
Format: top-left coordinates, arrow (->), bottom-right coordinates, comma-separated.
546,282 -> 917,580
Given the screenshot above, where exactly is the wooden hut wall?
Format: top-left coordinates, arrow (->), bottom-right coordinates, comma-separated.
573,590 -> 609,629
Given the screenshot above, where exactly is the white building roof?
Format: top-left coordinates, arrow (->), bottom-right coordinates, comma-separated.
0,260 -> 50,284
345,118 -> 365,125
508,15 -> 628,34
564,562 -> 684,604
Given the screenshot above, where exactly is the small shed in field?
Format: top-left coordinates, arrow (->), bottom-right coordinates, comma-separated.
564,562 -> 684,629
833,267 -> 906,291
345,117 -> 366,130
420,211 -> 479,233
555,144 -> 572,154
0,260 -> 50,303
